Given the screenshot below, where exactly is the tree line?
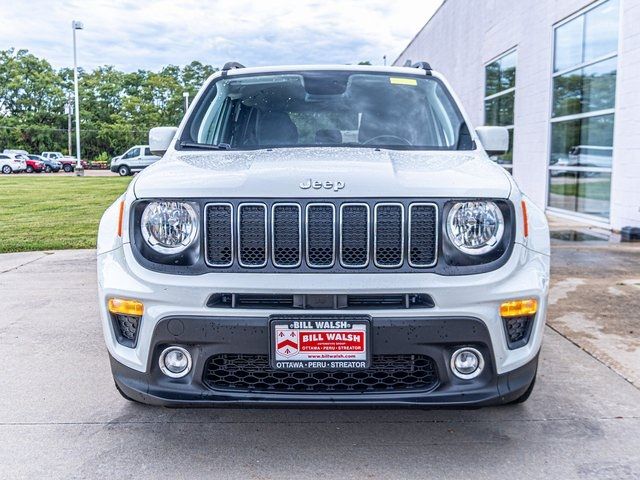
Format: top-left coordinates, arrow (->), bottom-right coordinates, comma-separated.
0,48 -> 217,160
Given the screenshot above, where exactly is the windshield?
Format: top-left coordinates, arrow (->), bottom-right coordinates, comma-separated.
181,71 -> 471,151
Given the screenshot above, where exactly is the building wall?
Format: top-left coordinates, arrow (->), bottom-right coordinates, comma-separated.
395,0 -> 639,229
611,0 -> 640,228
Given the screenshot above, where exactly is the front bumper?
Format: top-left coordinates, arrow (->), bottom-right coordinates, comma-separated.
98,240 -> 548,407
110,315 -> 539,407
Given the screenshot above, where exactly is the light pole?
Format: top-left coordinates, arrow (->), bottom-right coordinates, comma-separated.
183,91 -> 190,112
67,95 -> 73,156
72,20 -> 84,176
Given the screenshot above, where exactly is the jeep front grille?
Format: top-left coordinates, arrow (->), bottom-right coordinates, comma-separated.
238,204 -> 267,267
272,204 -> 301,267
340,203 -> 369,267
408,203 -> 438,267
205,203 -> 233,267
306,204 -> 335,267
374,203 -> 404,268
204,200 -> 438,271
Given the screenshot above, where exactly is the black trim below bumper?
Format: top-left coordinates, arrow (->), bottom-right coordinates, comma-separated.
109,315 -> 539,408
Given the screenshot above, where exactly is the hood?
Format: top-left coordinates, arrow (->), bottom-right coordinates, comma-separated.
133,148 -> 512,199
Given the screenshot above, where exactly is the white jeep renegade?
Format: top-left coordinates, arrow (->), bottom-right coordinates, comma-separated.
97,62 -> 550,407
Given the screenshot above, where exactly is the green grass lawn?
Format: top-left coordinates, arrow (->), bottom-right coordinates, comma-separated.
0,176 -> 132,253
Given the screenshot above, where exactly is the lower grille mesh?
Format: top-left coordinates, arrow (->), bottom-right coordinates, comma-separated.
203,354 -> 439,393
504,315 -> 533,349
113,314 -> 140,347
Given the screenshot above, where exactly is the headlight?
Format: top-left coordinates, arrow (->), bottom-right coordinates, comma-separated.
446,201 -> 504,255
141,201 -> 198,254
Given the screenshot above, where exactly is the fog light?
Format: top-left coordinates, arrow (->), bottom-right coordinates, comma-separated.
159,346 -> 192,378
451,347 -> 484,380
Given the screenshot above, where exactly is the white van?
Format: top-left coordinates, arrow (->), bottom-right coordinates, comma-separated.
110,145 -> 160,176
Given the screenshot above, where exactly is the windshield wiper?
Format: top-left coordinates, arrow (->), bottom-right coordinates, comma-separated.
179,141 -> 231,150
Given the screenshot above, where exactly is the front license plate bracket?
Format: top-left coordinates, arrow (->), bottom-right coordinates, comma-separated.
269,315 -> 371,370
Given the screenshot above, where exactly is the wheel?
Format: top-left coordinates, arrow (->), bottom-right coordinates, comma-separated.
45,166 -> 52,173
1,165 -> 11,174
118,165 -> 131,176
509,375 -> 536,404
63,164 -> 73,173
26,165 -> 33,173
114,381 -> 143,404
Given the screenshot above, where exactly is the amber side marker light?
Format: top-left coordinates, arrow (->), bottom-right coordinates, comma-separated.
500,299 -> 538,318
117,200 -> 125,237
108,298 -> 144,316
521,200 -> 529,238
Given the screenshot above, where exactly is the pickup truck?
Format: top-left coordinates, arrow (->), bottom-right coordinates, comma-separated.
41,152 -> 88,172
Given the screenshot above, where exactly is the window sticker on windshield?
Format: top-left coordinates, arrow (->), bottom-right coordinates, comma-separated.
389,77 -> 417,86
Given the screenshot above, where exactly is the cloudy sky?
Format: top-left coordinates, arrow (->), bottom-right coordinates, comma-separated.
0,0 -> 442,72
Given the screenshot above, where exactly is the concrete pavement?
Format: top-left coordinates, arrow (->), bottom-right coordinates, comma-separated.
1,249 -> 639,479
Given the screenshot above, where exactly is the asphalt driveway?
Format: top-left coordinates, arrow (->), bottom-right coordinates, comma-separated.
1,248 -> 639,479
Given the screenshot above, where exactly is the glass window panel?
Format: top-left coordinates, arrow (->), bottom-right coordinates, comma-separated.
485,62 -> 501,97
552,57 -> 617,117
548,170 -> 611,218
550,114 -> 613,169
484,91 -> 514,126
584,0 -> 619,62
499,52 -> 516,92
554,15 -> 584,72
485,51 -> 516,96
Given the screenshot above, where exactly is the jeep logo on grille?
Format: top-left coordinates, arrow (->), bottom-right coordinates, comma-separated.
300,179 -> 345,192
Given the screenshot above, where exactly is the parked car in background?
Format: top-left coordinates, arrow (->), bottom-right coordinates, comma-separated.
110,145 -> 160,176
13,154 -> 45,173
0,153 -> 27,173
3,149 -> 29,156
41,152 -> 88,172
29,154 -> 61,173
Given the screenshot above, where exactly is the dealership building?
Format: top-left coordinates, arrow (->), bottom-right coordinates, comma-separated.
395,0 -> 639,230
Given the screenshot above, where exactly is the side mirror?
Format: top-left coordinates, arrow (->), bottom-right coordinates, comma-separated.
149,127 -> 178,156
476,126 -> 509,156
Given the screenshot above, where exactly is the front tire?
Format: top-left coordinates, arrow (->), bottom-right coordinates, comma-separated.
118,165 -> 131,176
45,166 -> 52,173
1,165 -> 11,174
26,166 -> 33,173
63,164 -> 73,173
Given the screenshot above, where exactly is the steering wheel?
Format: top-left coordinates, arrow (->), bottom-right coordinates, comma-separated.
362,135 -> 412,146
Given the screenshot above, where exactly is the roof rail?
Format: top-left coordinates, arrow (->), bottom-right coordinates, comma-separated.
411,61 -> 432,73
222,61 -> 245,72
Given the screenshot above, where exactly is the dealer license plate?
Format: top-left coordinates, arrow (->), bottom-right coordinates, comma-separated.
270,316 -> 370,370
